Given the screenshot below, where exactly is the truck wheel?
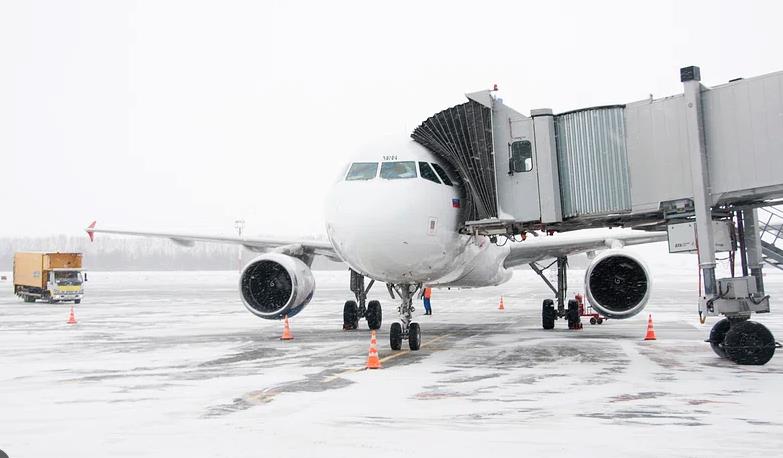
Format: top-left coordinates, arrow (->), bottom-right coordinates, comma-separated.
75,299 -> 81,304
23,295 -> 35,303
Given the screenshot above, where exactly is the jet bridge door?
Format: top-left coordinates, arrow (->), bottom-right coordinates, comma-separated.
495,116 -> 542,223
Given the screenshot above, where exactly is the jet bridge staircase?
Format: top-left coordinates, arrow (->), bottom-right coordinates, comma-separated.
412,66 -> 783,364
758,206 -> 783,271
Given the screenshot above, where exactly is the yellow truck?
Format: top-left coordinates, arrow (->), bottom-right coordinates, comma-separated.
13,252 -> 84,304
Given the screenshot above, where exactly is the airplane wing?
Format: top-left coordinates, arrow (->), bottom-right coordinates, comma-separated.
503,229 -> 667,268
84,221 -> 341,262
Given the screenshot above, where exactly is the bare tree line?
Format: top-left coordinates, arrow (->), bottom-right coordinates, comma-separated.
0,235 -> 344,271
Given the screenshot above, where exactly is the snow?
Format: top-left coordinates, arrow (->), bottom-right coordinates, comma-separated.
1,263 -> 782,457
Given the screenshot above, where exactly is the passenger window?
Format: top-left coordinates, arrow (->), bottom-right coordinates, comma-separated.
380,161 -> 417,179
418,162 -> 441,184
510,141 -> 533,173
430,163 -> 453,186
345,162 -> 378,181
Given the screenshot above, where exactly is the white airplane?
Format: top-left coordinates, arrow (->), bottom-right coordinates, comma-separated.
86,138 -> 666,350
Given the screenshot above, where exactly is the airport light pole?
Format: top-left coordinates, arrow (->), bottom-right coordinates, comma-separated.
234,219 -> 245,271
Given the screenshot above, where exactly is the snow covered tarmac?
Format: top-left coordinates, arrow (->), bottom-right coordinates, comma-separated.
1,256 -> 782,457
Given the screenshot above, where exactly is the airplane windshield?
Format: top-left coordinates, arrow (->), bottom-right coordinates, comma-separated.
380,161 -> 417,179
345,162 -> 378,181
431,163 -> 453,186
418,162 -> 441,184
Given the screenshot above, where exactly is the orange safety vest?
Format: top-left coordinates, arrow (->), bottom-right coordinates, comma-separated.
423,287 -> 432,299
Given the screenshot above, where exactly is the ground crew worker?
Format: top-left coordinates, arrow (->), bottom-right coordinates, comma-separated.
422,287 -> 432,315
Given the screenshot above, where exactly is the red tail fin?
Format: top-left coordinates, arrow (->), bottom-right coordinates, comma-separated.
86,221 -> 97,242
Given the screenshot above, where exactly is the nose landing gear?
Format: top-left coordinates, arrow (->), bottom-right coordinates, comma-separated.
387,283 -> 422,351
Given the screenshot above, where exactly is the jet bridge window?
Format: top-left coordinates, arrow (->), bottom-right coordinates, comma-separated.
430,163 -> 453,186
380,161 -> 417,179
345,162 -> 378,181
418,162 -> 441,184
510,140 -> 533,173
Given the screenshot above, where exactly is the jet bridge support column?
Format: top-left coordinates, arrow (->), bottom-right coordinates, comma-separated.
681,66 -> 776,365
681,66 -> 717,298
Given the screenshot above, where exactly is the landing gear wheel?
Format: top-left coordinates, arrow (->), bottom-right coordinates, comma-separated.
409,322 -> 421,351
390,322 -> 403,350
709,318 -> 731,359
542,299 -> 555,330
343,300 -> 359,330
589,317 -> 597,325
366,300 -> 382,330
567,299 -> 581,329
723,320 -> 776,365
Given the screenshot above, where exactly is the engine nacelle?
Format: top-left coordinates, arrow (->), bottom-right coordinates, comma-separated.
239,253 -> 315,319
584,250 -> 651,319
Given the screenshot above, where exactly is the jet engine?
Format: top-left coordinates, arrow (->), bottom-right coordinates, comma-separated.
584,250 -> 651,319
239,253 -> 315,319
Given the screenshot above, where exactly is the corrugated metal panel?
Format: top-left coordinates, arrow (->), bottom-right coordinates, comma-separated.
555,106 -> 631,218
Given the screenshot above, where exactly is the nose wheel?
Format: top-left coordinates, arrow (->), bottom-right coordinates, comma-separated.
388,283 -> 423,351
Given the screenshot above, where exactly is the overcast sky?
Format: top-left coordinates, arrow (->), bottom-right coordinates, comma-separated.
1,0 -> 782,238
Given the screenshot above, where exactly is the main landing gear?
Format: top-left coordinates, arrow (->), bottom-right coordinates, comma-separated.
343,269 -> 382,331
708,317 -> 777,365
531,256 -> 582,330
387,283 -> 422,351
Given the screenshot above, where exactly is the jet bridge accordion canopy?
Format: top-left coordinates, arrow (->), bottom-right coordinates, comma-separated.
411,100 -> 498,222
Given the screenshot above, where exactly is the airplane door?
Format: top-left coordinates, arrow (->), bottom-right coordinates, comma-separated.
494,117 -> 542,222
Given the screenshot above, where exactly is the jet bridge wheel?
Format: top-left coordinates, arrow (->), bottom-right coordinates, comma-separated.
542,299 -> 555,330
723,320 -> 776,365
366,300 -> 382,330
343,300 -> 359,330
708,318 -> 731,359
390,322 -> 403,350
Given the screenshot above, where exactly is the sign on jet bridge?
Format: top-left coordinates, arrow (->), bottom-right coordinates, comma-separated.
667,221 -> 733,253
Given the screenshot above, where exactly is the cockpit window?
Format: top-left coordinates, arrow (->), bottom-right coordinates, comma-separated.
430,163 -> 453,186
345,162 -> 378,181
380,161 -> 417,179
418,162 -> 441,184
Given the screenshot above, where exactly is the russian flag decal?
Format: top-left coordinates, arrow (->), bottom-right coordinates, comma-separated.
452,198 -> 461,208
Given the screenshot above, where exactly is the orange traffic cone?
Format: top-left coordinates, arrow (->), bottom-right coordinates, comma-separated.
67,306 -> 77,325
366,330 -> 382,369
644,314 -> 657,340
280,315 -> 294,340
498,296 -> 505,311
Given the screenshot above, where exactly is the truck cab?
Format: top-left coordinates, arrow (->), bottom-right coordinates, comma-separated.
48,269 -> 84,303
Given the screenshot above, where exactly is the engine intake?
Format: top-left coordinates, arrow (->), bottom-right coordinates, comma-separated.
584,250 -> 651,319
239,253 -> 315,319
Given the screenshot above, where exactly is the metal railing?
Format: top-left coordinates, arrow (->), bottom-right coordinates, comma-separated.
758,206 -> 783,270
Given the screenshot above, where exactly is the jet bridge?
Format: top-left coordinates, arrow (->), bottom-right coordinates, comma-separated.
412,66 -> 783,364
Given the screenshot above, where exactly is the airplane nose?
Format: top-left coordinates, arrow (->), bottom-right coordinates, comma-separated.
325,181 -> 455,283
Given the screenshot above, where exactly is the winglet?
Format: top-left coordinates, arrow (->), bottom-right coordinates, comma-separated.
86,221 -> 97,242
